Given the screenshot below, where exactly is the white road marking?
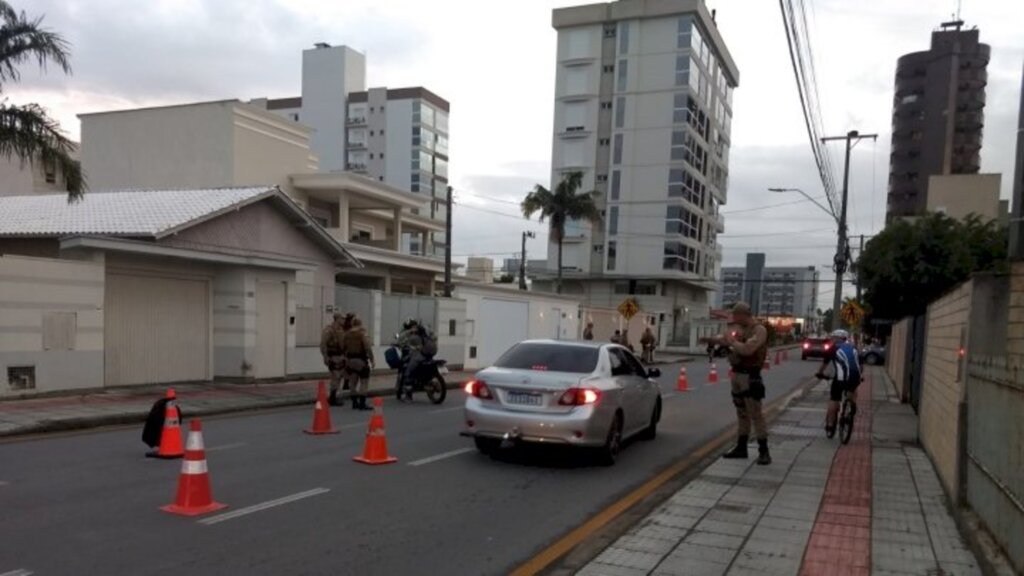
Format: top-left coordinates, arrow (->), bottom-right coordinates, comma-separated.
407,447 -> 474,467
1,569 -> 33,576
205,442 -> 246,452
198,488 -> 330,526
0,480 -> 9,486
430,405 -> 465,414
662,392 -> 677,400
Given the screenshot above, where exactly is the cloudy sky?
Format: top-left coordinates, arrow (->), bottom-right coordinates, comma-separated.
13,0 -> 1024,302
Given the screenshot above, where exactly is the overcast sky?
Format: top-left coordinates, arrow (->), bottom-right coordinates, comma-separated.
13,0 -> 1024,302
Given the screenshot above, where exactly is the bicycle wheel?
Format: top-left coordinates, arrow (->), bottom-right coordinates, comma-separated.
839,400 -> 854,444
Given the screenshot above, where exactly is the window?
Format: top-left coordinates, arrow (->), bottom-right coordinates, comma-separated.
603,23 -> 617,38
290,113 -> 300,122
614,96 -> 626,128
677,16 -> 693,50
618,21 -> 630,54
44,167 -> 56,184
608,206 -> 619,236
675,55 -> 689,87
380,152 -> 385,159
671,130 -> 686,161
616,59 -> 628,92
673,93 -> 688,124
663,241 -> 699,273
494,342 -> 599,373
611,170 -> 621,201
596,174 -> 608,183
449,319 -> 457,337
603,64 -> 614,73
613,133 -> 623,164
599,138 -> 610,146
607,241 -> 617,271
601,101 -> 613,110
668,168 -> 705,208
435,157 -> 448,178
369,153 -> 374,159
665,205 -> 701,240
369,130 -> 375,136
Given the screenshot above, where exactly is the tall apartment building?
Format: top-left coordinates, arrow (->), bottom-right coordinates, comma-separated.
252,43 -> 450,257
345,88 -> 450,256
887,22 -> 990,221
538,0 -> 738,345
717,254 -> 819,326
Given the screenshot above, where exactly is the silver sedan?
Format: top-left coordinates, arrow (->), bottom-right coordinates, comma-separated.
461,340 -> 662,465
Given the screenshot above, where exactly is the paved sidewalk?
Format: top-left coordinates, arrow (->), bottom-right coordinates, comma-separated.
576,368 -> 984,576
0,370 -> 471,438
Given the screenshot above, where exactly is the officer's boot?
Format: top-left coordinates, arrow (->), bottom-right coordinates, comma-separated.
756,438 -> 772,466
351,394 -> 360,410
722,435 -> 748,459
328,389 -> 339,407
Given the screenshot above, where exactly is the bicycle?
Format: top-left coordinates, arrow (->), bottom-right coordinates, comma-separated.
817,374 -> 856,445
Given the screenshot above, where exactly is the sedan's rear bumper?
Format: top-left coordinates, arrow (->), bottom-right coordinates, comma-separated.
461,400 -> 613,447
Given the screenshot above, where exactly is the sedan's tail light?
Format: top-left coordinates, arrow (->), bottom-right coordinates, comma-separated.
803,342 -> 810,349
464,380 -> 493,399
824,343 -> 831,351
558,387 -> 602,406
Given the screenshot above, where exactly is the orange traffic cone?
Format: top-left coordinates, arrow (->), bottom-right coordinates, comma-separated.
304,381 -> 340,435
676,367 -> 689,392
774,350 -> 782,366
708,363 -> 719,385
353,397 -> 398,465
763,359 -> 771,371
153,388 -> 184,459
161,419 -> 227,516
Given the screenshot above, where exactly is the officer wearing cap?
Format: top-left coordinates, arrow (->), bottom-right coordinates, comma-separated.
703,301 -> 771,465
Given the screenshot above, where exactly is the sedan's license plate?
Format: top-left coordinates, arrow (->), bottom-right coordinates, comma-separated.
507,391 -> 542,406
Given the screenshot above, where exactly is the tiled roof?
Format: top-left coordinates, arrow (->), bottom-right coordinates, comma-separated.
0,187 -> 274,237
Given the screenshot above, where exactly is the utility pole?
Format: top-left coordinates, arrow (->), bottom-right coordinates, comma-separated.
443,186 -> 453,298
855,234 -> 864,302
519,231 -> 536,291
822,130 -> 877,331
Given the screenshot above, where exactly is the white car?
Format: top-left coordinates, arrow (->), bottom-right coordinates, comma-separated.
461,340 -> 662,465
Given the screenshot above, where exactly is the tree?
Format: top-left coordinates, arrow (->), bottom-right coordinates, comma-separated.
0,2 -> 83,200
521,171 -> 601,294
857,213 -> 1007,320
821,309 -> 834,333
494,273 -> 515,284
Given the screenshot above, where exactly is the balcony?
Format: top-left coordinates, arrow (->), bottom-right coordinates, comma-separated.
346,117 -> 367,126
345,162 -> 367,172
346,140 -> 367,150
559,126 -> 592,139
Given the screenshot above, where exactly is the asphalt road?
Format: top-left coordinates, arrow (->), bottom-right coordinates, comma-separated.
0,357 -> 819,576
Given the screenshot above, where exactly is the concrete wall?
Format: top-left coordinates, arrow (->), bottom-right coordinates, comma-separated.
887,317 -> 911,400
1009,262 -> 1024,369
926,174 -> 1002,221
81,102 -> 235,190
919,281 -> 973,498
301,45 -> 366,172
0,156 -> 70,196
0,255 -> 104,396
231,106 -> 317,189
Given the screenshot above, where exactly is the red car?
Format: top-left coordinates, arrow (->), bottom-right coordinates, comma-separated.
801,337 -> 832,360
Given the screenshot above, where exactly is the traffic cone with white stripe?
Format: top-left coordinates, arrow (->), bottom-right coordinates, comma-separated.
708,363 -> 719,385
304,380 -> 339,435
676,367 -> 689,392
153,388 -> 184,459
774,350 -> 782,366
353,397 -> 398,465
161,419 -> 227,516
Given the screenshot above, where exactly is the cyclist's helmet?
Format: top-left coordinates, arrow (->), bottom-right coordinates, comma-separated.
830,329 -> 850,341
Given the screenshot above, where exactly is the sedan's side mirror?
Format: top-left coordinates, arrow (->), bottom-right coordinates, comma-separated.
647,368 -> 661,379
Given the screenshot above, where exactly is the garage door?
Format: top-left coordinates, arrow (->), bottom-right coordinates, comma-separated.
478,299 -> 529,367
105,273 -> 210,386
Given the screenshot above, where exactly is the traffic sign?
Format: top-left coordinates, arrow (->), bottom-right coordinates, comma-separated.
617,298 -> 640,321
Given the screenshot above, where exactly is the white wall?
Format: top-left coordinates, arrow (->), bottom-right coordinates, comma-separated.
301,45 -> 366,172
0,255 -> 104,396
456,284 -> 581,370
384,99 -> 414,192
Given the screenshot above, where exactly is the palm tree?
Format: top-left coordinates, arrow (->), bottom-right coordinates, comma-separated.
521,171 -> 601,294
0,2 -> 83,200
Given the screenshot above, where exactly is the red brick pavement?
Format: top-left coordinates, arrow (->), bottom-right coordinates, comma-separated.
799,373 -> 873,576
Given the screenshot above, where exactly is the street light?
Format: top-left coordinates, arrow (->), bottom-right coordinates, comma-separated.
767,187 -> 836,223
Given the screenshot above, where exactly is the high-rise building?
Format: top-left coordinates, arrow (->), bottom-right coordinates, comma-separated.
345,88 -> 450,256
537,0 -> 738,346
717,255 -> 819,327
252,43 -> 450,256
887,22 -> 989,221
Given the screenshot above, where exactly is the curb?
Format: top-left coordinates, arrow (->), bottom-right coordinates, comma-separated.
0,377 -> 472,440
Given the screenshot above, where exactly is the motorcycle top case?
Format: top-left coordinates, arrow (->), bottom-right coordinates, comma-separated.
384,347 -> 402,369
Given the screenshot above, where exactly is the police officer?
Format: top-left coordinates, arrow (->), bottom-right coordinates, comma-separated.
640,326 -> 657,363
341,317 -> 374,411
705,302 -> 771,465
583,322 -> 595,341
396,319 -> 425,402
320,312 -> 348,406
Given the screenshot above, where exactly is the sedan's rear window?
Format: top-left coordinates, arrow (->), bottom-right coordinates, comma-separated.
493,343 -> 600,373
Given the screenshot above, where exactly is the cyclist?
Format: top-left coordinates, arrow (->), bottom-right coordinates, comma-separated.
815,329 -> 862,438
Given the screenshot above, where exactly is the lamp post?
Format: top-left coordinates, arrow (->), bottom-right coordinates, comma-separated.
519,231 -> 536,291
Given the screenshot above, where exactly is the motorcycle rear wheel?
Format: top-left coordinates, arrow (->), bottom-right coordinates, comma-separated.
426,375 -> 447,404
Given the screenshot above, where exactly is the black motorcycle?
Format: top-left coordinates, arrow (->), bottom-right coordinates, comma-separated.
385,344 -> 448,404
